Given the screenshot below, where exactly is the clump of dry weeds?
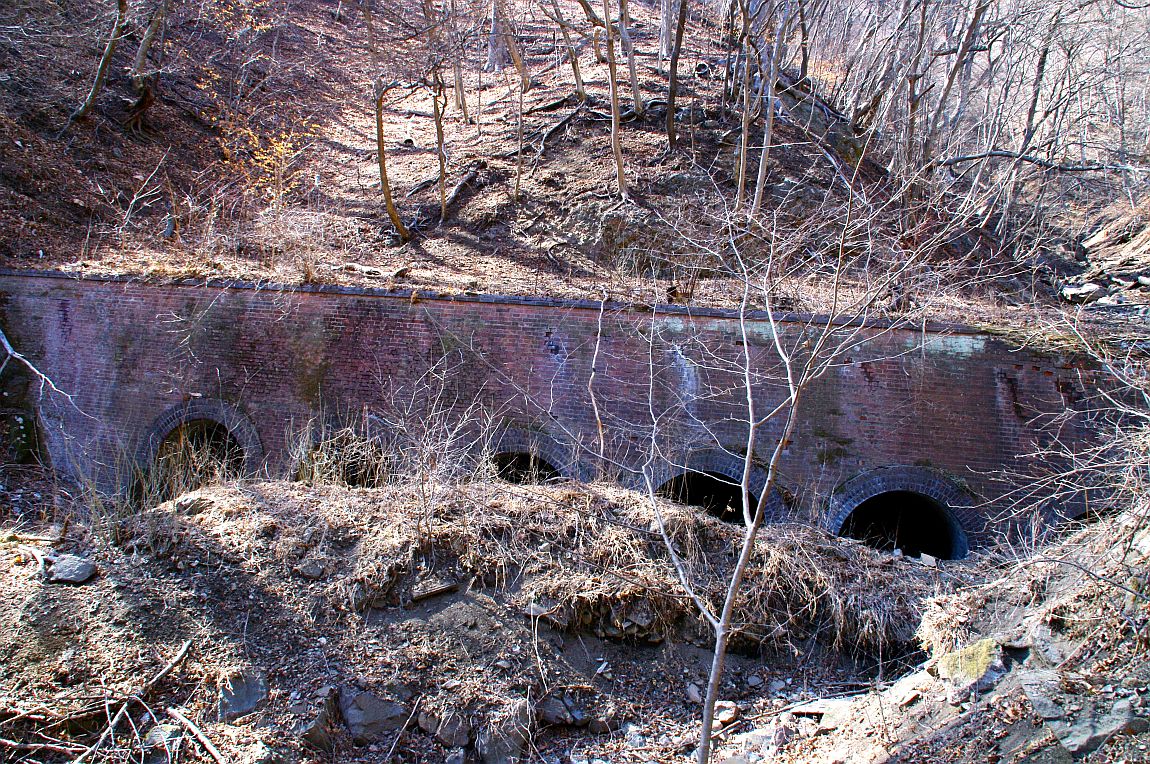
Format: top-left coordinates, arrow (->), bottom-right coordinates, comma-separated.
140,479 -> 974,659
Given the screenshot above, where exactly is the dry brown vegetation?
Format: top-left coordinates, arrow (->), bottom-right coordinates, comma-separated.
1,0 -> 1148,319
0,476 -> 975,763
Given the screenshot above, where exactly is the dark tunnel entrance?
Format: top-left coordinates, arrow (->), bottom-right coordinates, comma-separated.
839,491 -> 964,559
658,471 -> 756,524
149,419 -> 245,498
493,451 -> 561,484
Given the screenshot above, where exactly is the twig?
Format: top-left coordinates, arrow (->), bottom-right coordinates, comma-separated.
384,695 -> 422,760
533,104 -> 585,166
16,544 -> 50,577
1,736 -> 84,754
73,640 -> 192,763
932,150 -> 1148,174
166,708 -> 226,764
526,94 -> 573,114
145,640 -> 193,689
405,176 -> 438,198
0,328 -> 93,419
435,162 -> 487,224
1013,557 -> 1150,603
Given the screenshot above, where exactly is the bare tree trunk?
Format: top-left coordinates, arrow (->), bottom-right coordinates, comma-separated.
362,0 -> 379,68
733,2 -> 753,209
488,0 -> 530,91
430,70 -> 449,223
131,0 -> 169,94
602,0 -> 629,199
658,0 -> 674,67
665,0 -> 690,148
618,0 -> 644,116
486,0 -> 509,71
797,0 -> 811,81
514,80 -> 525,200
750,5 -> 787,219
65,0 -> 129,129
123,0 -> 169,133
593,27 -> 606,63
551,0 -> 587,101
921,0 -> 990,167
453,61 -> 471,122
375,81 -> 412,241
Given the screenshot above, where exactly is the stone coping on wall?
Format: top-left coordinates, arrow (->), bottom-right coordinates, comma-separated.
0,268 -> 986,336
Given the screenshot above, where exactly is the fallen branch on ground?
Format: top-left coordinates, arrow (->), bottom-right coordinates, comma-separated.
435,162 -> 488,224
932,150 -> 1149,174
0,736 -> 84,754
74,640 -> 193,763
167,707 -> 226,764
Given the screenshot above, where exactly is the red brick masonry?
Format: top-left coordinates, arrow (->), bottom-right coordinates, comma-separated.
0,271 -> 1101,550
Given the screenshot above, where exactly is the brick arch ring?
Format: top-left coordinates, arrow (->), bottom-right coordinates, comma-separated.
637,448 -> 789,520
489,426 -> 591,482
824,466 -> 982,556
138,399 -> 265,476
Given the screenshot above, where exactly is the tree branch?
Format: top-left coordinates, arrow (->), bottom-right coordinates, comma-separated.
934,150 -> 1148,174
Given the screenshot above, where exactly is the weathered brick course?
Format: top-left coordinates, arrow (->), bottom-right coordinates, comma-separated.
0,271 -> 1100,548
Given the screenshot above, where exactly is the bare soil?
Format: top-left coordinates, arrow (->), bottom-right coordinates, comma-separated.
4,0 -> 1142,328
0,469 -> 973,763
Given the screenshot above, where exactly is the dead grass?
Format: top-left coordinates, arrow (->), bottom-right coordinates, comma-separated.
131,479 -> 975,660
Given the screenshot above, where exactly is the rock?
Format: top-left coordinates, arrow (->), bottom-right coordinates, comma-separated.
788,698 -> 853,732
919,552 -> 938,568
1019,670 -> 1065,720
175,495 -> 214,515
623,722 -> 646,747
715,701 -> 740,726
476,698 -> 533,764
935,638 -> 1005,703
143,723 -> 183,764
746,675 -> 763,688
339,688 -> 408,745
762,717 -> 797,753
294,560 -> 325,580
445,749 -> 466,764
1060,282 -> 1105,303
434,712 -> 472,748
418,710 -> 438,735
219,669 -> 269,721
537,694 -> 586,727
1058,698 -> 1149,754
299,688 -> 339,752
767,679 -> 787,695
815,699 -> 854,732
47,554 -> 96,584
1139,274 -> 1150,287
246,740 -> 280,764
898,690 -> 921,708
687,682 -> 704,704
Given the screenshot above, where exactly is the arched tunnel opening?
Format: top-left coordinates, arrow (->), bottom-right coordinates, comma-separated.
148,419 -> 245,498
839,491 -> 964,560
493,451 -> 561,484
296,426 -> 393,489
658,471 -> 756,524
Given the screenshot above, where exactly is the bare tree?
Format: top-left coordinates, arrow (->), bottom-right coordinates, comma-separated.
374,79 -> 412,241
602,0 -> 630,198
63,0 -> 129,132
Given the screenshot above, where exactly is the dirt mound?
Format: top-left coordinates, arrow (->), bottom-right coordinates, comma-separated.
0,476 -> 969,762
721,509 -> 1150,764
